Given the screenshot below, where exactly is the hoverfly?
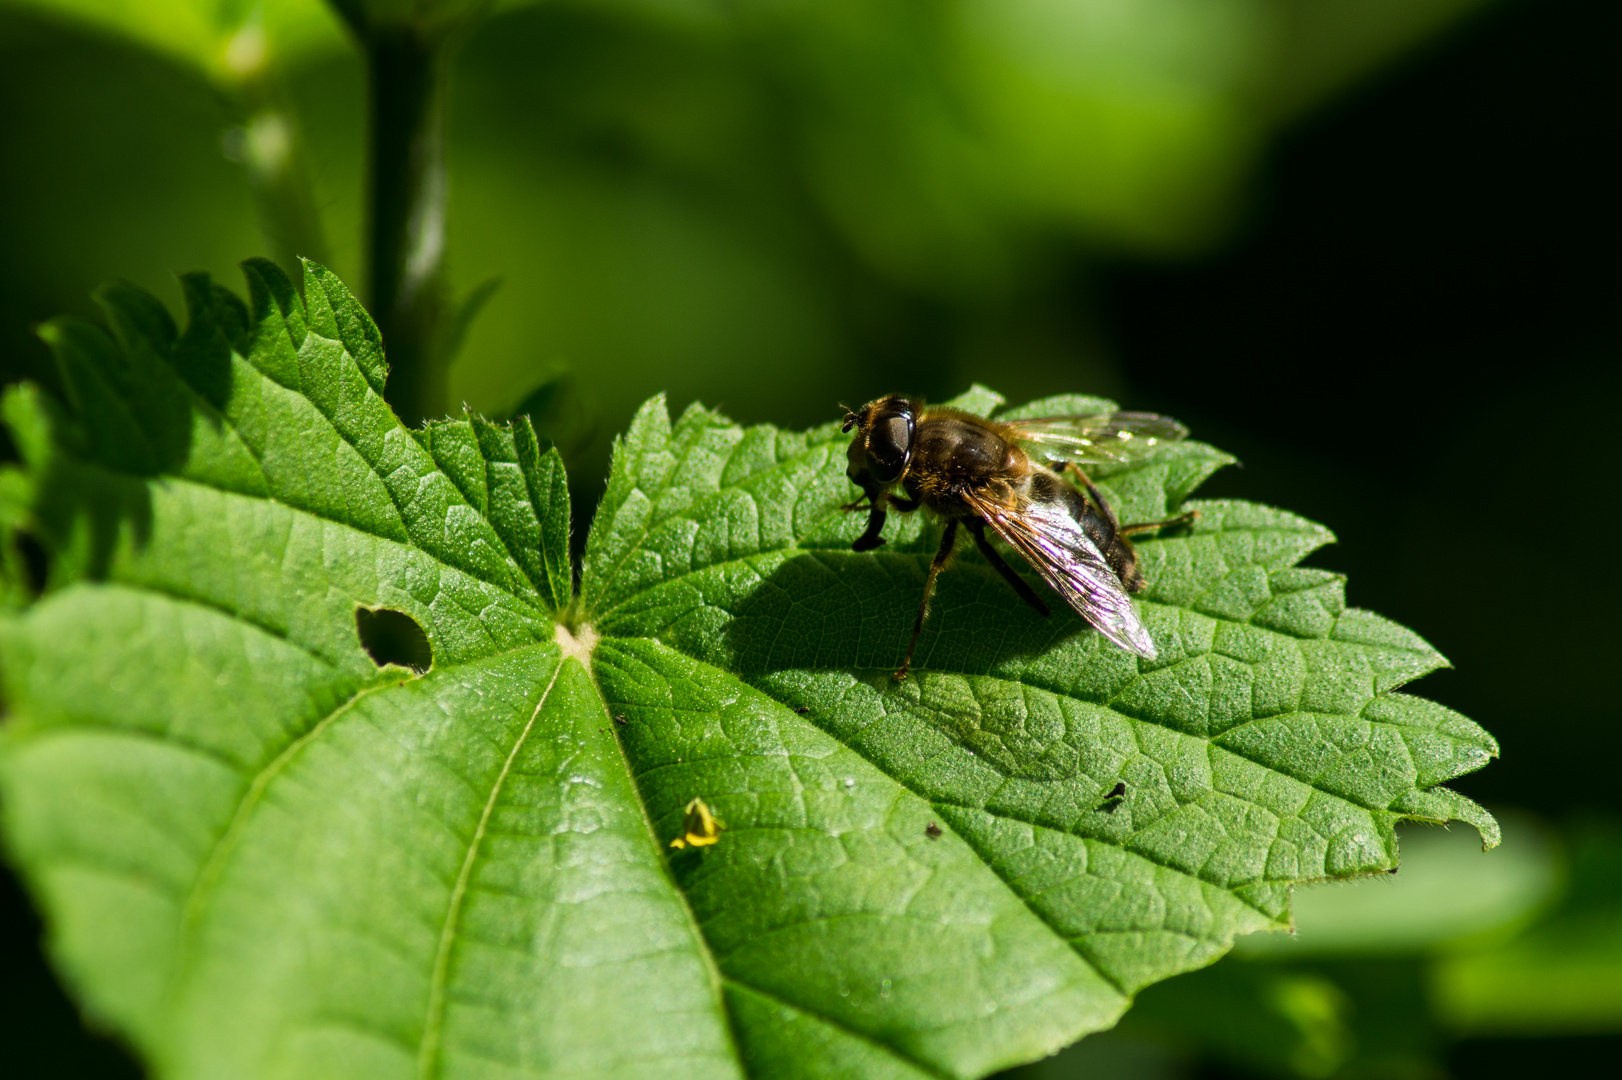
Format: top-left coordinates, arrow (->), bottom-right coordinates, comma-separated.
841,395 -> 1196,679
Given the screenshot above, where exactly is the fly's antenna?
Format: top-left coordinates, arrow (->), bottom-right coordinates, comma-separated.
839,402 -> 860,433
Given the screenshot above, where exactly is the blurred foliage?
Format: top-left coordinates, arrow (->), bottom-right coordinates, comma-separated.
1,0 -> 1494,487
1434,820 -> 1622,1035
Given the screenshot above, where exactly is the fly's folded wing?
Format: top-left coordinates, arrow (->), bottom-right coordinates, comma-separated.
959,487 -> 1158,659
1006,411 -> 1187,466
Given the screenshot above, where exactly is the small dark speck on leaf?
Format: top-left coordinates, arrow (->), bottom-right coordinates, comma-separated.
1106,782 -> 1126,799
1388,867 -> 1399,875
794,706 -> 810,715
613,714 -> 627,725
925,821 -> 943,839
1097,781 -> 1127,813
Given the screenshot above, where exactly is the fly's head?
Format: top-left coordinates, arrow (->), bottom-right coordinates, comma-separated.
844,395 -> 917,492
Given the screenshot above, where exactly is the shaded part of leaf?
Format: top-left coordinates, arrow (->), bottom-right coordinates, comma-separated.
37,316 -> 158,474
723,980 -> 943,1080
39,295 -> 268,509
95,278 -> 177,354
2,410 -> 158,585
595,636 -> 1125,1080
92,281 -> 198,470
241,257 -> 309,386
300,258 -> 388,397
173,272 -> 250,412
6,273 -> 555,668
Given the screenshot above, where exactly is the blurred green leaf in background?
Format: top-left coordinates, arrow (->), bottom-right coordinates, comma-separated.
1,0 -> 1497,475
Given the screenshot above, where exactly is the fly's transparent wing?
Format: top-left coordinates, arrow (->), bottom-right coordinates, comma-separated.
960,487 -> 1157,659
1005,411 -> 1187,466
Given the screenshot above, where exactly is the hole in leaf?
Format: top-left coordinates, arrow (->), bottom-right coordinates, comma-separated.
355,607 -> 432,673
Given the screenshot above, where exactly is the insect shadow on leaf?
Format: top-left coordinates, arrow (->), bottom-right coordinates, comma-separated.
354,606 -> 433,674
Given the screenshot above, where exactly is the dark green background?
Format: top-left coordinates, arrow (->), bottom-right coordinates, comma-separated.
2,0 -> 1617,1076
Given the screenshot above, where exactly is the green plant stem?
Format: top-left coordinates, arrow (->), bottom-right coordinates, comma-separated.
365,28 -> 450,427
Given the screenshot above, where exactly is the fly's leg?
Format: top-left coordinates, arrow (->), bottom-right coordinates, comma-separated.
1122,510 -> 1199,535
1063,462 -> 1198,536
849,492 -> 922,551
843,493 -> 921,513
965,518 -> 1049,617
1062,463 -> 1119,530
849,488 -> 889,551
895,520 -> 958,681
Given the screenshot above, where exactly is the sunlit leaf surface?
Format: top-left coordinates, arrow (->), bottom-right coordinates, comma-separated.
0,263 -> 1497,1079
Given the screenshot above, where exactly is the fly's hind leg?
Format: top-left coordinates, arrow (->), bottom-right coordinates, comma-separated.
1122,510 -> 1199,535
1062,462 -> 1198,536
965,519 -> 1049,617
896,520 -> 959,681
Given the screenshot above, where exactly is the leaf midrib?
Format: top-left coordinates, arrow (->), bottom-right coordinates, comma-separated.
415,655 -> 567,1080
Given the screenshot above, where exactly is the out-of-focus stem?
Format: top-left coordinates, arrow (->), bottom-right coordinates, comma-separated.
220,22 -> 330,273
364,28 -> 450,427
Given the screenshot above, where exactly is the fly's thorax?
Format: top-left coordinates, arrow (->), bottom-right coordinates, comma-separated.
905,413 -> 1032,515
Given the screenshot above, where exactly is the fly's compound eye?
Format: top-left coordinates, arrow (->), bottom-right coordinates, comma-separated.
864,410 -> 914,483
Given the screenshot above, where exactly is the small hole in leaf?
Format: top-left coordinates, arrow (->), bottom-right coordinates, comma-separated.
355,607 -> 432,673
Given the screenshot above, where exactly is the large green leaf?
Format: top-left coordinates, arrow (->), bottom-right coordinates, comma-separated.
0,262 -> 1497,1079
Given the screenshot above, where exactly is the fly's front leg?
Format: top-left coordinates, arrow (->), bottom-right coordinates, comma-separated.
849,491 -> 921,552
851,487 -> 889,551
896,520 -> 958,681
